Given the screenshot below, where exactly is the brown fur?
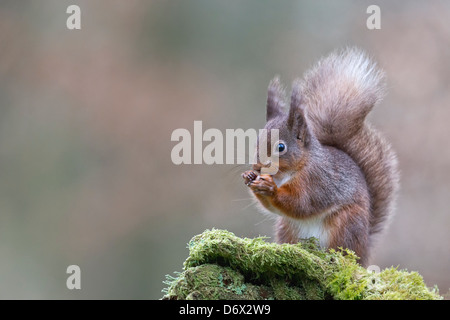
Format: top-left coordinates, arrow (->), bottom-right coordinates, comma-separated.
275,217 -> 303,244
324,202 -> 370,266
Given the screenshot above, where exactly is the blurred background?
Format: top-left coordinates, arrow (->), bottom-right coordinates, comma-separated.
0,0 -> 449,299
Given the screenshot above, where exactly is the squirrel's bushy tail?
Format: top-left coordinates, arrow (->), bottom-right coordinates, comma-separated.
300,47 -> 399,245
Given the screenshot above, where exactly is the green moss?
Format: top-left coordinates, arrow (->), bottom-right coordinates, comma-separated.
363,267 -> 441,300
163,264 -> 267,300
162,229 -> 442,300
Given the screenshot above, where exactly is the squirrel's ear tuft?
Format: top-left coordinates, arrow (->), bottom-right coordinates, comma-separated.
288,81 -> 310,146
266,76 -> 286,121
296,105 -> 311,146
288,79 -> 302,128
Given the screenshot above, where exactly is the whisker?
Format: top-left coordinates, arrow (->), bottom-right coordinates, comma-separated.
254,214 -> 275,226
225,165 -> 251,178
240,200 -> 258,211
231,197 -> 255,202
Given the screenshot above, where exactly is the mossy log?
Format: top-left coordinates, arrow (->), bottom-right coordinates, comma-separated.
162,229 -> 441,300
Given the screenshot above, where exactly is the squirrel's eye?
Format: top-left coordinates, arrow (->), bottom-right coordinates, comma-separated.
273,140 -> 287,155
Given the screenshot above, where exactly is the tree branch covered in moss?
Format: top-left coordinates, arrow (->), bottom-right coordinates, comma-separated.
162,229 -> 442,300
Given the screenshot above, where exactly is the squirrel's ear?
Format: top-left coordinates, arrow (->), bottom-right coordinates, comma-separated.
288,81 -> 310,146
266,76 -> 286,121
295,105 -> 311,146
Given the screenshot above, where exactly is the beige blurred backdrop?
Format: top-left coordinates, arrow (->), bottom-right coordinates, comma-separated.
0,0 -> 449,299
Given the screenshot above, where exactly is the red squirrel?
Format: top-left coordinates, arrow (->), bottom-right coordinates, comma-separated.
242,48 -> 399,267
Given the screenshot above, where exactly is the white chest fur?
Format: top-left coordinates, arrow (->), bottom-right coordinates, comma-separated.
272,172 -> 293,187
281,205 -> 342,248
290,216 -> 329,248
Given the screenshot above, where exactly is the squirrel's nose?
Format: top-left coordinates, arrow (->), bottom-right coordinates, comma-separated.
252,163 -> 261,173
252,160 -> 271,173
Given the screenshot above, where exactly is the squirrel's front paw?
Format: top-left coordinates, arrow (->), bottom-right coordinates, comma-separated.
242,170 -> 258,186
249,175 -> 277,196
